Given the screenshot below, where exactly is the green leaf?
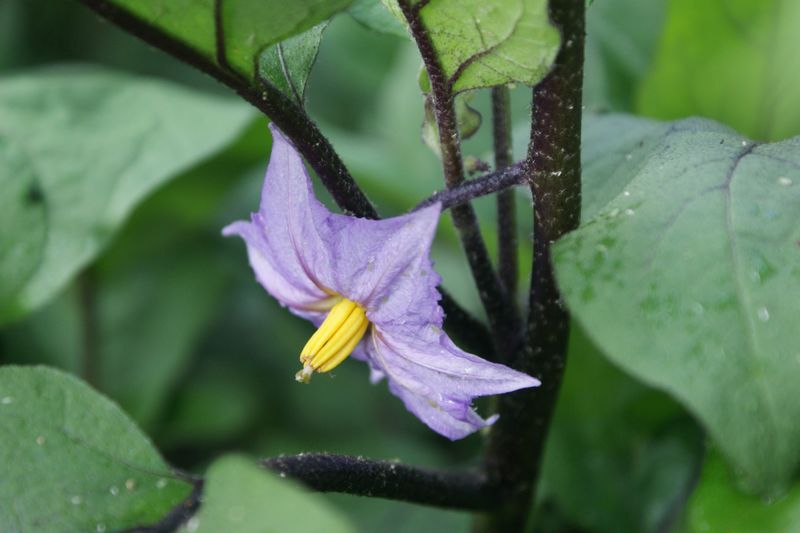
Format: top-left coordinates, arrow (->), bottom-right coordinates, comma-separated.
555,114 -> 800,492
422,91 -> 482,157
418,0 -> 560,93
349,0 -> 407,37
259,23 -> 327,106
540,325 -> 702,533
688,452 -> 800,533
0,67 -> 253,324
110,0 -> 350,81
0,366 -> 191,532
186,455 -> 354,533
638,0 -> 800,141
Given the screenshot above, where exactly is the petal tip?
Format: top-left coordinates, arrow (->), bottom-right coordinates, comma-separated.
221,220 -> 248,238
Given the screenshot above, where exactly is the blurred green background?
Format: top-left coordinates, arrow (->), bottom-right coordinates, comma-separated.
2,0 -> 799,531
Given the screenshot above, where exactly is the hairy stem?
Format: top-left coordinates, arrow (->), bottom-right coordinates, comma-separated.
262,453 -> 496,510
415,162 -> 526,211
481,0 -> 586,531
492,86 -> 518,298
398,0 -> 521,359
128,454 -> 498,531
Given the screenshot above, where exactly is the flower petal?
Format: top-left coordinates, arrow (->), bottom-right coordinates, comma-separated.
365,325 -> 540,439
321,204 -> 444,327
223,124 -> 335,314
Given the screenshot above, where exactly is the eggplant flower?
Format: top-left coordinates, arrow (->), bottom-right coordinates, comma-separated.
223,125 -> 539,439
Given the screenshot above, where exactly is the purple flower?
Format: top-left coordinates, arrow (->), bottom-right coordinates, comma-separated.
223,125 -> 539,439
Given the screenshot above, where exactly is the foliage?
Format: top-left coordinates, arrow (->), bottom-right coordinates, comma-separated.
0,68 -> 253,323
0,366 -> 190,532
555,114 -> 800,492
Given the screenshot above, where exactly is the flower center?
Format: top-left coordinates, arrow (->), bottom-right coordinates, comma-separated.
295,298 -> 369,383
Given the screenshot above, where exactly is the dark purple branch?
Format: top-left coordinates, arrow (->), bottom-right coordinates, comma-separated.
415,162 -> 526,211
481,0 -> 586,531
491,87 -> 519,299
128,455 -> 497,532
398,0 -> 521,359
262,453 -> 496,510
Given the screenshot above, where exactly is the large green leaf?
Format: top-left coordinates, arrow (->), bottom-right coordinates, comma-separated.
555,114 -> 800,492
185,455 -> 354,533
638,0 -> 800,141
110,0 -> 349,81
0,366 -> 190,532
384,0 -> 560,93
688,452 -> 800,533
0,67 -> 253,324
539,325 -> 702,533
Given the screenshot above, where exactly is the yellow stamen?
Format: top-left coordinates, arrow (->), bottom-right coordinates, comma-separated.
295,298 -> 369,383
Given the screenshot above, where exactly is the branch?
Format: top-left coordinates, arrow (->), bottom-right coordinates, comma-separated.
126,454 -> 496,532
398,0 -> 522,358
262,453 -> 496,510
481,0 -> 586,530
491,86 -> 518,298
415,163 -> 526,211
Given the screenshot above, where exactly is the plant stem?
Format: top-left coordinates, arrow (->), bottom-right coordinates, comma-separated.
492,86 -> 518,298
262,453 -> 496,510
128,454 -> 498,531
398,0 -> 521,357
414,162 -> 526,211
481,0 -> 585,530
